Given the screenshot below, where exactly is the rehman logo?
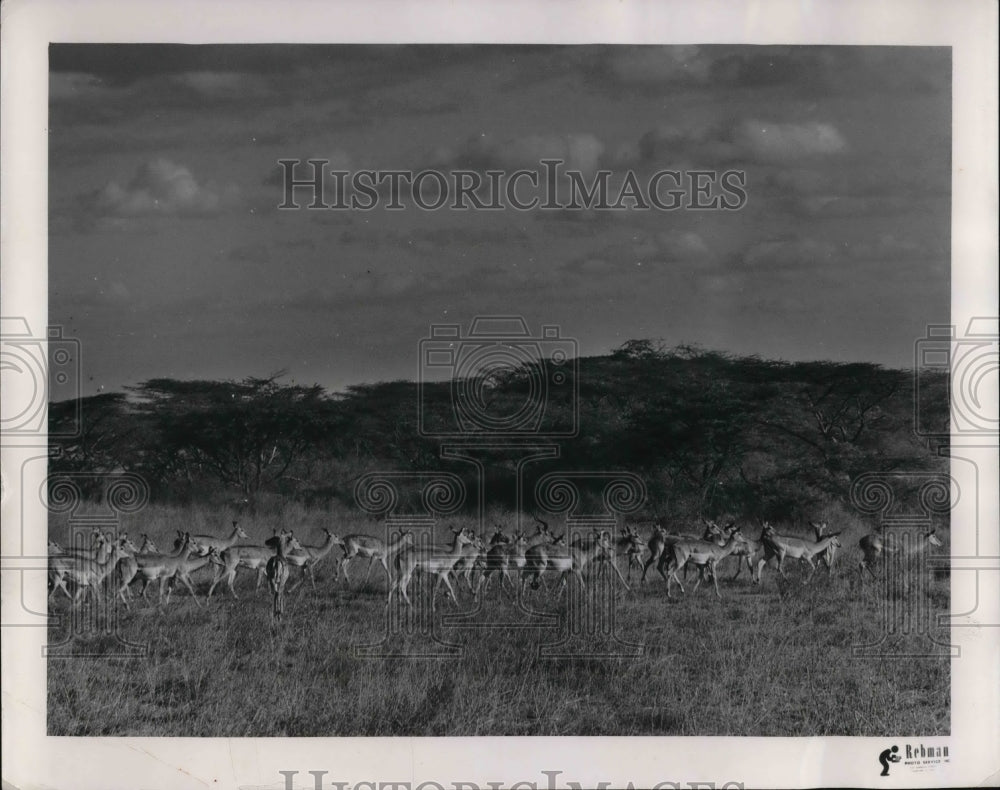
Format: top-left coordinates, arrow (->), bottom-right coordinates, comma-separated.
878,742 -> 951,776
904,743 -> 950,760
879,745 -> 901,776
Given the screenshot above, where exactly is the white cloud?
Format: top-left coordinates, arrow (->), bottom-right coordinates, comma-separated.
93,159 -> 239,217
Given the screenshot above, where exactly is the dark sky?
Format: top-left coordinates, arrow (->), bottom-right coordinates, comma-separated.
49,44 -> 950,395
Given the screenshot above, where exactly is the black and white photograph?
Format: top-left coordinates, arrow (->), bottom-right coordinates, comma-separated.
2,1 -> 998,788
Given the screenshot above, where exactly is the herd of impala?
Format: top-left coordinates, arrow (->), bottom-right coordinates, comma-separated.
47,513 -> 944,621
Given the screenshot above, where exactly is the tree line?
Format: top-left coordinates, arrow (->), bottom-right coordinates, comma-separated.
49,341 -> 948,522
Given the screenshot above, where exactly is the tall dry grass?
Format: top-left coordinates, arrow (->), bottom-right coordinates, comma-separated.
47,502 -> 950,736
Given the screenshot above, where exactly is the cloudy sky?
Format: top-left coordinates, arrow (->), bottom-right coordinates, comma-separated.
49,45 -> 950,396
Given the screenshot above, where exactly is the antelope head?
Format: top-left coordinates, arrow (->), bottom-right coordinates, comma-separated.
490,525 -> 510,545
531,512 -> 550,534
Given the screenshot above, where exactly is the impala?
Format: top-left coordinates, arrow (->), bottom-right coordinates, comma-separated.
753,522 -> 842,585
120,533 -> 204,605
640,520 -> 715,585
584,529 -> 633,591
608,525 -> 646,584
113,533 -> 168,603
117,531 -> 195,604
640,523 -> 673,585
57,528 -> 112,561
519,518 -> 568,594
728,525 -> 767,581
811,521 -> 838,572
858,532 -> 889,581
524,529 -> 617,594
266,531 -> 304,620
660,529 -> 750,599
450,532 -> 487,596
48,532 -> 89,596
488,525 -> 511,546
478,529 -> 525,597
161,546 -> 228,607
207,536 -> 285,600
339,529 -> 414,587
48,528 -> 104,557
51,533 -> 137,602
185,521 -> 250,557
389,526 -> 476,608
858,527 -> 943,581
285,528 -> 345,590
49,535 -> 136,606
480,522 -> 561,597
681,519 -> 734,582
468,524 -> 510,592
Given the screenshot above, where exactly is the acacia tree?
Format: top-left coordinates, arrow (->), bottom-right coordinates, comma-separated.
129,375 -> 337,497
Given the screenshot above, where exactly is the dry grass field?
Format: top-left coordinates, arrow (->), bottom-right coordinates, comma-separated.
46,502 -> 950,737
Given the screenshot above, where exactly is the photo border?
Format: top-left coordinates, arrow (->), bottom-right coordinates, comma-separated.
2,1 -> 997,788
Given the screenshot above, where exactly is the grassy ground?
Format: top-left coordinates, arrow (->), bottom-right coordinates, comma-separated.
46,504 -> 950,736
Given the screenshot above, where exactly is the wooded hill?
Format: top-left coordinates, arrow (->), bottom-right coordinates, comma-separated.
49,341 -> 948,522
